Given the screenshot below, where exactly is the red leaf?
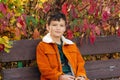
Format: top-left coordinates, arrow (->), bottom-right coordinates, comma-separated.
0,3 -> 7,14
43,2 -> 51,13
89,0 -> 94,3
94,7 -> 99,17
0,44 -> 5,52
83,19 -> 89,32
74,26 -> 80,32
66,29 -> 73,39
89,24 -> 95,30
17,16 -> 26,27
102,11 -> 109,21
0,19 -> 8,31
89,24 -> 100,35
117,28 -> 120,37
70,5 -> 78,18
19,19 -> 24,26
95,26 -> 100,35
62,3 -> 68,16
6,13 -> 11,19
88,5 -> 96,14
88,0 -> 98,15
89,32 -> 96,44
17,16 -> 27,36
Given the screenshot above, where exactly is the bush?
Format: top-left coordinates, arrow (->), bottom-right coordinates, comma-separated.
0,0 -> 120,51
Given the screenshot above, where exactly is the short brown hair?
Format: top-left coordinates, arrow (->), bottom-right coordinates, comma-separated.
47,12 -> 66,25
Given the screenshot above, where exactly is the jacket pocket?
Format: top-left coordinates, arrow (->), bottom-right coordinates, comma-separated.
44,52 -> 59,68
68,50 -> 78,55
68,50 -> 78,65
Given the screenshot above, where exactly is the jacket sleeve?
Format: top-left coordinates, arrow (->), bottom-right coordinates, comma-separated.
36,42 -> 62,80
74,44 -> 88,79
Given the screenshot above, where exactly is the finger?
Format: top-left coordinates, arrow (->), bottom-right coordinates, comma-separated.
77,77 -> 85,80
68,77 -> 75,80
68,76 -> 75,79
65,75 -> 75,78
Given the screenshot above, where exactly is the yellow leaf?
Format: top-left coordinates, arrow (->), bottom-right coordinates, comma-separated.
40,0 -> 48,3
36,0 -> 48,9
111,27 -> 115,34
16,0 -> 24,6
0,38 -> 4,44
119,12 -> 120,17
10,17 -> 16,24
16,22 -> 22,28
14,36 -> 21,40
2,36 -> 9,44
0,75 -> 2,80
14,27 -> 21,40
4,43 -> 12,48
9,0 -> 16,3
14,12 -> 21,16
35,3 -> 43,9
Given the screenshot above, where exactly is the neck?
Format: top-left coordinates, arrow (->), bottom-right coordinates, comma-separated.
51,36 -> 61,44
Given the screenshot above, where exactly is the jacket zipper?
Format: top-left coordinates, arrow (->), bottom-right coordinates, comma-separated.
62,46 -> 75,76
52,44 -> 62,72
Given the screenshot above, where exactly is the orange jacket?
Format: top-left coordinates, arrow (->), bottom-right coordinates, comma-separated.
36,33 -> 87,80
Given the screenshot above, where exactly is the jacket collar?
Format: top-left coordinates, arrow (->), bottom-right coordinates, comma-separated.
42,33 -> 74,45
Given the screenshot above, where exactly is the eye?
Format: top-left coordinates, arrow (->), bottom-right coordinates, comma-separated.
52,24 -> 57,26
60,25 -> 65,27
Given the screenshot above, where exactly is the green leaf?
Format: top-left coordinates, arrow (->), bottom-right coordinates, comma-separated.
18,61 -> 23,68
78,0 -> 82,3
0,12 -> 4,18
86,28 -> 90,35
74,32 -> 80,37
9,41 -> 13,45
1,0 -> 8,3
40,19 -> 45,25
17,8 -> 24,13
4,48 -> 10,53
73,19 -> 78,25
26,16 -> 38,26
8,3 -> 14,9
36,18 -> 39,24
80,19 -> 83,24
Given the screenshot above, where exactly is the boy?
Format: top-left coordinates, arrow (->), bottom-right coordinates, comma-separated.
36,12 -> 88,80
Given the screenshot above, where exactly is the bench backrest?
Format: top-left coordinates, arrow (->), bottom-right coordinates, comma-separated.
0,35 -> 120,80
0,39 -> 40,80
73,35 -> 120,79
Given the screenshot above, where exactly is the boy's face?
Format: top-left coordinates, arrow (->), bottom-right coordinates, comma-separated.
46,18 -> 66,38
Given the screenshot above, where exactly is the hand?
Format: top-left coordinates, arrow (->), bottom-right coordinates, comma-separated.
59,74 -> 75,80
75,76 -> 86,80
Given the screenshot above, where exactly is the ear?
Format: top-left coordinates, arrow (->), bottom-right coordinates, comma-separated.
46,24 -> 49,31
64,26 -> 66,32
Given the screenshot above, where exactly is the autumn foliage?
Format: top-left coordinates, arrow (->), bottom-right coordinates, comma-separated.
0,0 -> 120,52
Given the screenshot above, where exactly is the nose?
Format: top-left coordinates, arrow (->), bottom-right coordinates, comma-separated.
56,25 -> 61,29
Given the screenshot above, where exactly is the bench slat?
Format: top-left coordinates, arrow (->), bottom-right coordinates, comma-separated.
1,35 -> 120,62
85,59 -> 120,79
0,39 -> 40,62
2,67 -> 40,80
73,35 -> 120,55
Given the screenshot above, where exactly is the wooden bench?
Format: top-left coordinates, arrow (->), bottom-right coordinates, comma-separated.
0,35 -> 120,80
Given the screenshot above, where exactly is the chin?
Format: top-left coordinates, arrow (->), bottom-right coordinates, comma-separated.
55,34 -> 62,36
55,35 -> 62,38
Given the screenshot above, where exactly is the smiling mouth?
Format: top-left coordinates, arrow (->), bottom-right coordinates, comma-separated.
55,31 -> 61,33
